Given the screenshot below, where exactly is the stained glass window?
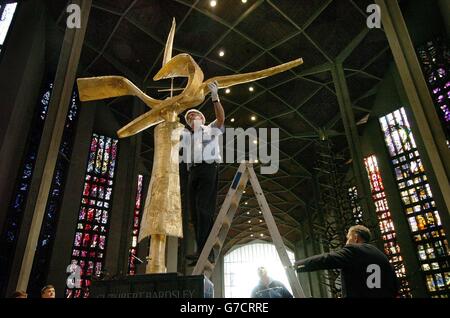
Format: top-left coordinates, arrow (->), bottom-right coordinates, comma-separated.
379,107 -> 450,297
27,88 -> 81,296
364,155 -> 411,297
128,174 -> 144,275
417,39 -> 450,144
347,186 -> 363,224
66,134 -> 119,298
0,2 -> 17,54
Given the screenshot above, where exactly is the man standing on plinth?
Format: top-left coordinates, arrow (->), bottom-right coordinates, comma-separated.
183,81 -> 225,266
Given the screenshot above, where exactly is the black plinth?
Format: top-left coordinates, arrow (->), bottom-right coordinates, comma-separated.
90,273 -> 214,298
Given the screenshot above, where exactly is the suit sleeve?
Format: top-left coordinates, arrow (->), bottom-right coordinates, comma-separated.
295,245 -> 356,272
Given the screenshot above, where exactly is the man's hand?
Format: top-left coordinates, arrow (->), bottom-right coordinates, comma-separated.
207,80 -> 220,102
208,80 -> 224,127
292,261 -> 306,272
286,265 -> 297,270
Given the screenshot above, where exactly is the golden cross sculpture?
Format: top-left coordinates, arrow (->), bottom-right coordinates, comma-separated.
77,18 -> 303,274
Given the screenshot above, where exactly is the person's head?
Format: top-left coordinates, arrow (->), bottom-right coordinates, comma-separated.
257,266 -> 269,281
185,109 -> 205,130
346,225 -> 371,245
10,290 -> 27,298
41,285 -> 55,298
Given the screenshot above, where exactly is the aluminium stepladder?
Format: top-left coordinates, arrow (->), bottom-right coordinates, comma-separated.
192,161 -> 306,298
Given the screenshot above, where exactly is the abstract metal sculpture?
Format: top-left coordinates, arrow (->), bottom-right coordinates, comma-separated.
77,18 -> 303,273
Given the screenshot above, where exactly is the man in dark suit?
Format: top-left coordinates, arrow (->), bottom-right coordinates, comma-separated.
294,225 -> 400,298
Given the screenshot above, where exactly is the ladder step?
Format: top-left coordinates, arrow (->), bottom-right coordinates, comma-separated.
230,198 -> 239,210
213,240 -> 223,250
213,247 -> 221,258
204,260 -> 215,270
222,216 -> 232,229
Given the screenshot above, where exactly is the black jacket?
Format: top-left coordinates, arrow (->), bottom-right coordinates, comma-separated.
296,243 -> 400,298
251,280 -> 293,298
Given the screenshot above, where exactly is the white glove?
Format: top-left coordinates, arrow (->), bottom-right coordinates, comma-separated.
207,80 -> 220,102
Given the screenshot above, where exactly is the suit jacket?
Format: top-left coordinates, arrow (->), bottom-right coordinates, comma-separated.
296,243 -> 400,298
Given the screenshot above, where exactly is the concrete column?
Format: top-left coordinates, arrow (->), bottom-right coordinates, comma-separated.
11,0 -> 92,293
375,0 -> 450,220
331,63 -> 381,243
0,0 -> 46,238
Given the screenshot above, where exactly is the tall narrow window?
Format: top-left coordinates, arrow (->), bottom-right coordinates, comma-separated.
417,39 -> 450,143
0,2 -> 18,54
347,186 -> 363,224
27,87 -> 81,296
66,134 -> 119,298
364,155 -> 411,297
379,107 -> 450,297
128,174 -> 144,275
